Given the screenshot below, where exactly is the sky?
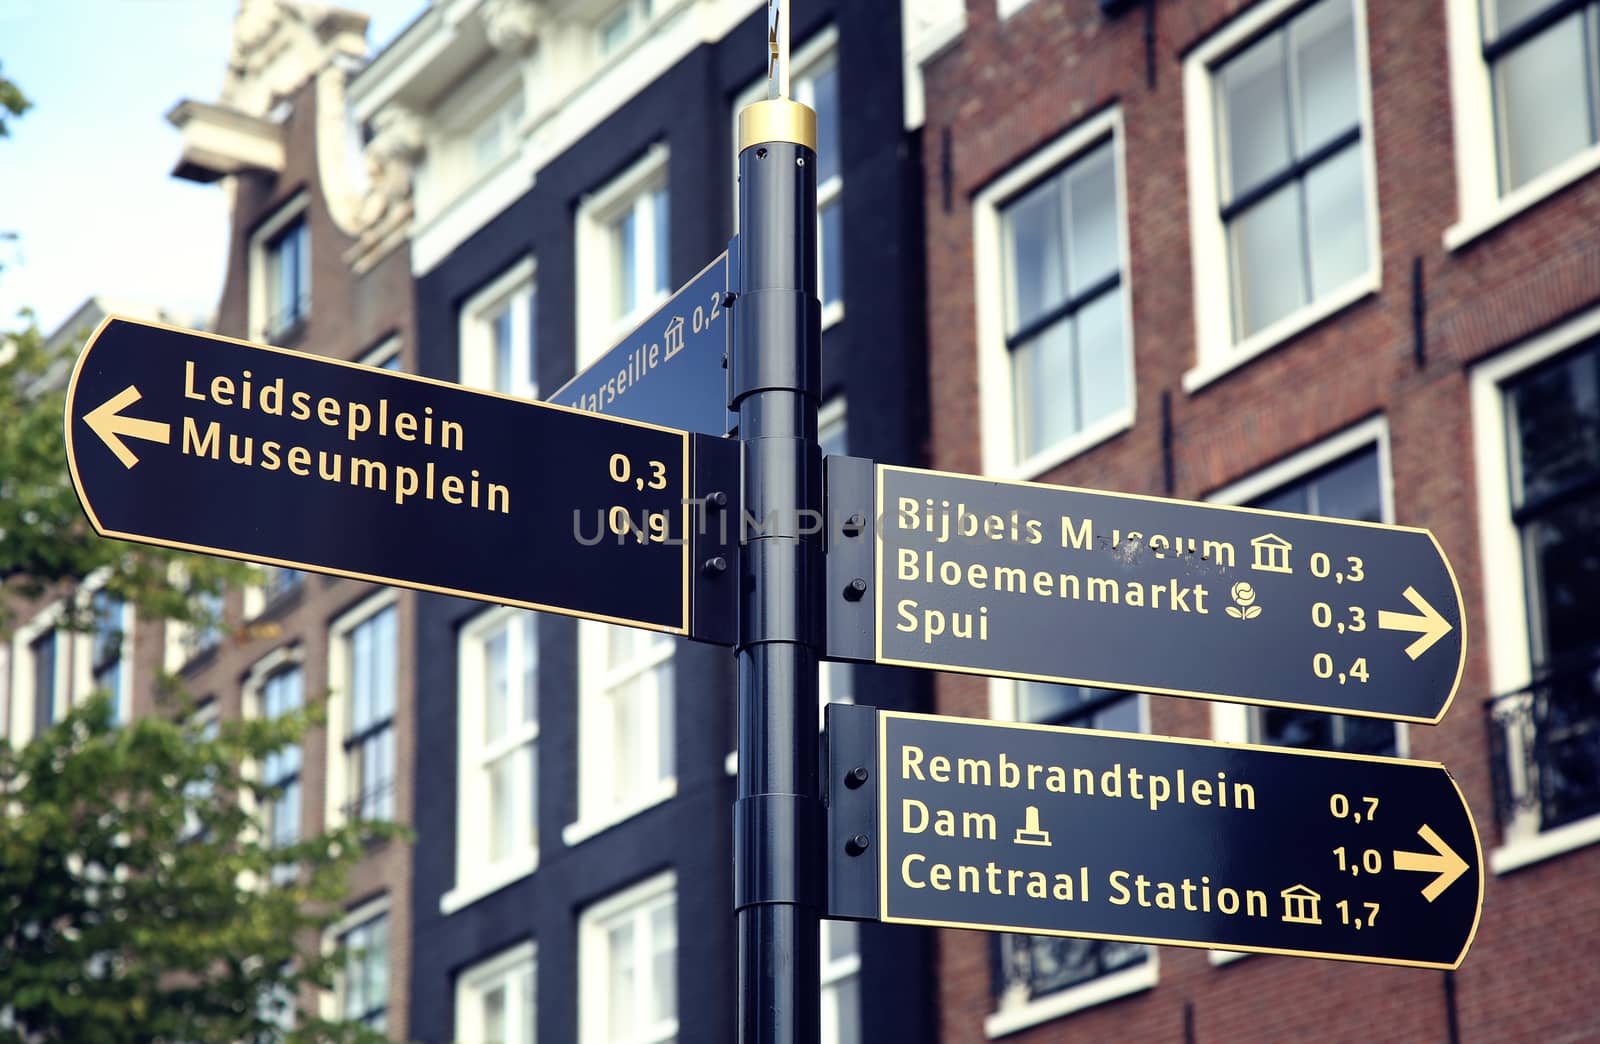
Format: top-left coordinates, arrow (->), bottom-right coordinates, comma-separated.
0,0 -> 427,336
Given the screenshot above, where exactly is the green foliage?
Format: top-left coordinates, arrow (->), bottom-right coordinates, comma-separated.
0,693 -> 403,1044
0,62 -> 28,136
0,313 -> 253,637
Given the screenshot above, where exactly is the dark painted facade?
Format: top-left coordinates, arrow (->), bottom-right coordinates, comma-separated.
402,5 -> 933,1041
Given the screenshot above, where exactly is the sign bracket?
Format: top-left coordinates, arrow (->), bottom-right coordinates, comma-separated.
823,453 -> 875,664
824,702 -> 881,922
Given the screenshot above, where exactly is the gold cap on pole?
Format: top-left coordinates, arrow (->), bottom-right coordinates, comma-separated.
737,98 -> 817,153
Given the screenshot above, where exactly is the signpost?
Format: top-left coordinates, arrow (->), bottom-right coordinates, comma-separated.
65,316 -> 708,635
60,5 -> 1487,1037
857,463 -> 1465,723
550,249 -> 735,435
828,707 -> 1482,969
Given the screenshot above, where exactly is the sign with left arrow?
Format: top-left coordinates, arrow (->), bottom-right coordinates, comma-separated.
846,709 -> 1482,969
65,317 -> 701,634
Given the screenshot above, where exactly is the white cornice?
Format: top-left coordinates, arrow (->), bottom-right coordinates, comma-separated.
166,99 -> 286,182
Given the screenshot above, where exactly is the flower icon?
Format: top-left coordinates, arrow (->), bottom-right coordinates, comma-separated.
1226,581 -> 1262,620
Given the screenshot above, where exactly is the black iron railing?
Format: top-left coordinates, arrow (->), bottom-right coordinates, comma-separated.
1485,652 -> 1600,836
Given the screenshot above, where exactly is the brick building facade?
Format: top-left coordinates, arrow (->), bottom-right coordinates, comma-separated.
917,0 -> 1600,1039
164,4 -> 421,1035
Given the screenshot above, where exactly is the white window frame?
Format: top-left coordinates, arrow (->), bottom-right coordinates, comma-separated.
578,870 -> 677,1044
8,600 -> 69,744
443,605 -> 541,914
1205,417 -> 1406,752
1444,0 -> 1600,249
325,590 -> 400,831
983,680 -> 1156,1032
460,257 -> 538,399
565,621 -> 677,845
455,940 -> 537,1044
248,192 -> 311,342
243,644 -> 306,866
1181,0 -> 1382,392
733,25 -> 845,329
575,145 -> 671,369
973,107 -> 1136,480
321,894 -> 391,1029
1471,304 -> 1600,872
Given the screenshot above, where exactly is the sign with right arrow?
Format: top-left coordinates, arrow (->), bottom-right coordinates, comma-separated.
866,464 -> 1466,723
863,709 -> 1482,969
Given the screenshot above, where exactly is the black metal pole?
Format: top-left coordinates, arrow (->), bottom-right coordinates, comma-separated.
731,94 -> 822,1044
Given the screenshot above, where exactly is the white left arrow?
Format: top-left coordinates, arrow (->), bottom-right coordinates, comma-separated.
84,385 -> 171,469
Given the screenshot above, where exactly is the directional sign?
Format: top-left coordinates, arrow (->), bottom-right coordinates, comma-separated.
871,464 -> 1466,723
66,317 -> 698,634
550,250 -> 733,435
868,709 -> 1482,969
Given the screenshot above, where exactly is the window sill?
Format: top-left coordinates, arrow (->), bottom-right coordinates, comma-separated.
1445,145 -> 1600,252
983,958 -> 1157,1038
440,850 -> 540,915
1183,276 -> 1378,395
1000,407 -> 1134,483
1489,813 -> 1600,875
561,778 -> 677,848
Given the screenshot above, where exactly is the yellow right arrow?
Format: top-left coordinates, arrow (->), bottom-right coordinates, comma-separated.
1378,586 -> 1452,660
1393,824 -> 1469,902
84,385 -> 171,469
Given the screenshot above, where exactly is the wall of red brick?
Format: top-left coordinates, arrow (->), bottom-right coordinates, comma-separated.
920,0 -> 1600,1039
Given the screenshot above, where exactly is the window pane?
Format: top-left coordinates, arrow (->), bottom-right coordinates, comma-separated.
483,983 -> 507,1044
493,305 -> 515,395
1003,178 -> 1067,331
1496,16 -> 1593,190
486,625 -> 511,741
489,753 -> 515,863
650,900 -> 676,1023
1523,491 -> 1600,667
1219,29 -> 1291,199
1075,286 -> 1127,431
1293,0 -> 1359,152
1510,345 -> 1600,504
653,186 -> 671,297
32,631 -> 55,729
1305,144 -> 1367,299
613,208 -> 638,317
1231,182 -> 1307,337
1011,319 -> 1075,458
607,920 -> 636,1037
655,662 -> 675,784
821,198 -> 844,308
824,918 -> 859,963
813,61 -> 841,186
1067,144 -> 1118,295
1308,448 -> 1383,521
1491,0 -> 1558,34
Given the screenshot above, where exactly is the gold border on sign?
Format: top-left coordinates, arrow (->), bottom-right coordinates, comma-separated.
64,315 -> 693,636
872,463 -> 1467,726
874,709 -> 1484,971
